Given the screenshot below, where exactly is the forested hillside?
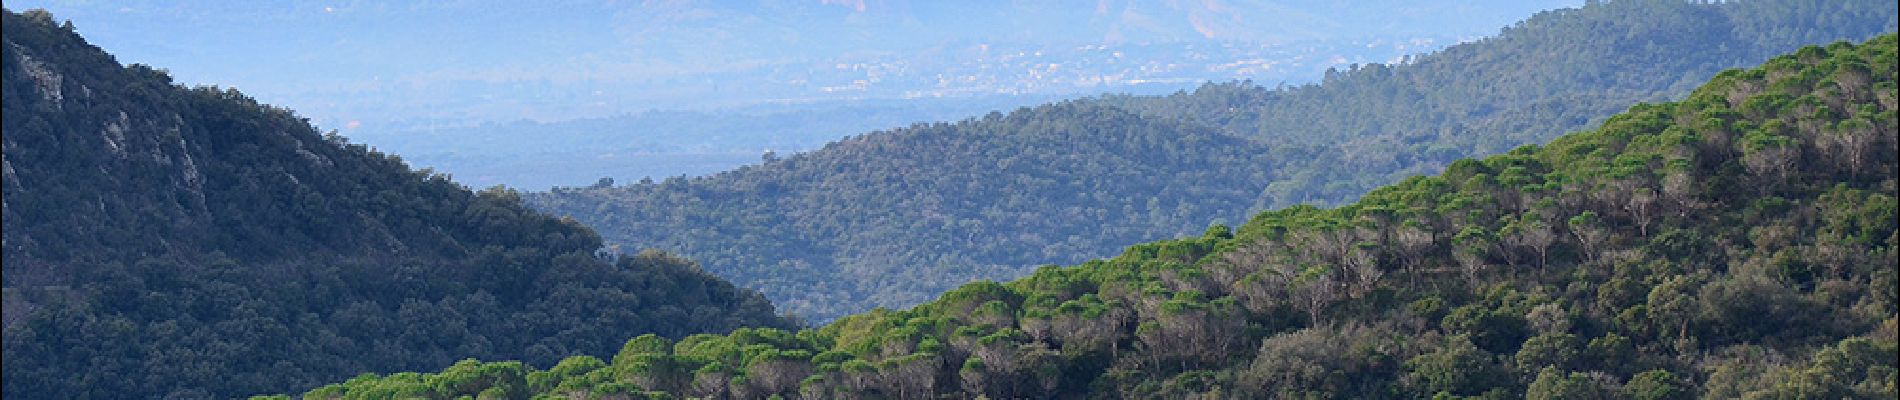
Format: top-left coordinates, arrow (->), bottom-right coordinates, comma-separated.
528,103 -> 1287,321
531,0 -> 1897,322
293,33 -> 1898,399
1098,0 -> 1897,206
0,9 -> 790,398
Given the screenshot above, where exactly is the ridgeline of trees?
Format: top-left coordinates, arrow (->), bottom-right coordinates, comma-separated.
530,0 -> 1898,322
1098,0 -> 1898,207
287,33 -> 1899,400
1,9 -> 790,399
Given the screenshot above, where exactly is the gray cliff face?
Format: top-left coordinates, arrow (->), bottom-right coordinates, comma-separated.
0,22 -> 386,281
6,36 -> 201,198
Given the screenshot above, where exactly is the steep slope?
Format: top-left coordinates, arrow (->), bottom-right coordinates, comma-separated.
527,103 -> 1286,321
0,9 -> 789,399
529,0 -> 1896,323
300,33 -> 1897,399
1098,0 -> 1897,206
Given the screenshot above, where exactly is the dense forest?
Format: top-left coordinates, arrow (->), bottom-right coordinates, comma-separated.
0,9 -> 790,398
289,32 -> 1898,399
530,0 -> 1898,322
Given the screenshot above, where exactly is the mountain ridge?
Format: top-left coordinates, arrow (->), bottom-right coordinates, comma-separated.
1096,0 -> 1898,206
1,9 -> 790,398
528,100 -> 1285,319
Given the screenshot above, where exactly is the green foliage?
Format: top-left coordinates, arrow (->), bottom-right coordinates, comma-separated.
1752,335 -> 1900,399
526,0 -> 1898,323
0,9 -> 791,399
1624,369 -> 1688,400
1515,333 -> 1582,371
1524,367 -> 1610,400
1405,335 -> 1508,396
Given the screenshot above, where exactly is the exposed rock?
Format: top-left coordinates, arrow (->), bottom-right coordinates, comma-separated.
8,41 -> 63,106
102,111 -> 128,157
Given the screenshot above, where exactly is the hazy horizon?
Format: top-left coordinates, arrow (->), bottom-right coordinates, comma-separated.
8,1 -> 1578,137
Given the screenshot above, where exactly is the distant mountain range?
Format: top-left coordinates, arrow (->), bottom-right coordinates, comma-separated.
340,0 -> 1577,189
1103,0 -> 1900,206
9,0 -> 1576,137
363,95 -> 1077,190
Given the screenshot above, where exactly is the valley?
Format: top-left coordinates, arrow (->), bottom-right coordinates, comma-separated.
2,1 -> 1895,398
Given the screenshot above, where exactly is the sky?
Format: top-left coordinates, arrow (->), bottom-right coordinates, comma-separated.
6,1 -> 1581,135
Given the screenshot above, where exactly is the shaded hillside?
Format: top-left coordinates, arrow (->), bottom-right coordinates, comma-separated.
0,9 -> 789,398
527,103 -> 1288,321
530,0 -> 1896,322
1098,0 -> 1897,206
298,33 -> 1897,399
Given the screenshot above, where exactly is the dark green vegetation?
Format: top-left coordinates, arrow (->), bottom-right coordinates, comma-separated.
530,0 -> 1899,322
1,9 -> 789,399
290,33 -> 1900,399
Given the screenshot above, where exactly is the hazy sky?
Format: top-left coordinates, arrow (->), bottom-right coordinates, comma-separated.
8,1 -> 1580,132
